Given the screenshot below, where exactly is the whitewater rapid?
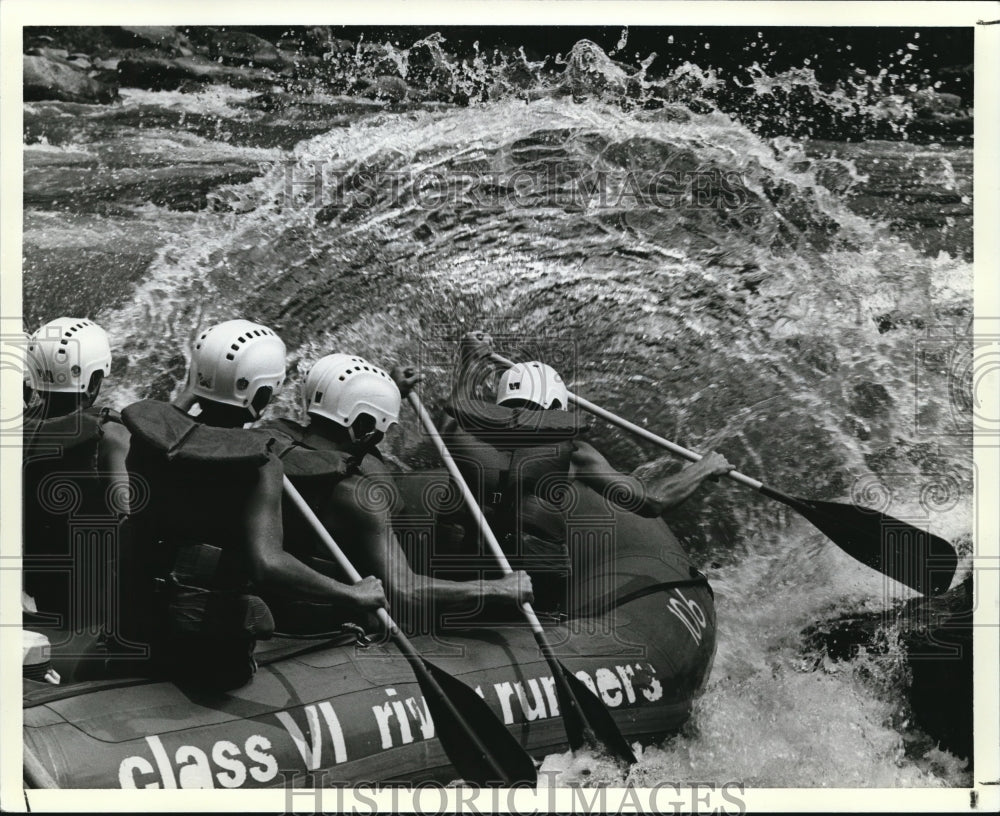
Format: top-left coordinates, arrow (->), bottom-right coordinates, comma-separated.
23,46 -> 974,788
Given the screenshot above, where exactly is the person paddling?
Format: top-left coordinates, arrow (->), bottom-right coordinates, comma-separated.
22,318 -> 131,638
120,320 -> 387,690
439,331 -> 735,612
260,353 -> 533,636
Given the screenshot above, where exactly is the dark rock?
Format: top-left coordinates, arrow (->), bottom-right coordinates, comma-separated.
241,90 -> 294,112
66,55 -> 93,69
26,47 -> 70,61
361,75 -> 410,102
206,30 -> 288,69
908,87 -> 963,114
329,38 -> 356,55
278,27 -> 351,57
23,55 -> 118,104
117,54 -> 262,91
903,575 -> 973,761
354,42 -> 404,79
801,574 -> 973,760
117,26 -> 195,56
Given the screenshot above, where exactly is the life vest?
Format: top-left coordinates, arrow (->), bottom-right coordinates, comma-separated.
261,418 -> 386,562
258,418 -> 387,635
443,398 -> 580,543
22,405 -> 123,624
120,400 -> 276,690
441,399 -> 583,611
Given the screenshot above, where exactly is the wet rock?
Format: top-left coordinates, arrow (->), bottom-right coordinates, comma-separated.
25,47 -> 70,61
117,26 -> 195,56
328,38 -> 356,56
117,54 -> 265,91
206,29 -> 288,69
278,27 -> 352,58
354,42 -> 404,79
241,90 -> 295,112
23,55 -> 118,104
908,87 -> 963,114
801,574 -> 972,760
66,54 -> 93,69
360,75 -> 410,102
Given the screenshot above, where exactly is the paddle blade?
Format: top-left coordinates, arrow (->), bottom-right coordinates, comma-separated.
762,487 -> 958,595
418,658 -> 538,786
556,662 -> 638,765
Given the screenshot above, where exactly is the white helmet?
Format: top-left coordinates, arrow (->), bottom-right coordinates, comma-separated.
26,317 -> 111,394
303,353 -> 400,434
496,361 -> 569,410
188,319 -> 285,417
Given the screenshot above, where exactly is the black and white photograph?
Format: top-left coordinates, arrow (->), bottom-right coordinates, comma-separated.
2,1 -> 997,811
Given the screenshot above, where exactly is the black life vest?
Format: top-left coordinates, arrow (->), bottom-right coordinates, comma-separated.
22,405 -> 123,622
261,418 -> 379,565
442,398 -> 580,546
259,418 -> 393,635
23,404 -> 119,525
121,399 -> 276,589
120,400 -> 276,690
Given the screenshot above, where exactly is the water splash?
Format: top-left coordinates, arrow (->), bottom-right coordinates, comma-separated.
24,36 -> 973,788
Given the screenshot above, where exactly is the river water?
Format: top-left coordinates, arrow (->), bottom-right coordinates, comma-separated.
22,39 -> 974,788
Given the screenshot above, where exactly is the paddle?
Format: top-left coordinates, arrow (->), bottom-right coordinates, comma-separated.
281,475 -> 537,786
406,390 -> 637,766
488,351 -> 958,597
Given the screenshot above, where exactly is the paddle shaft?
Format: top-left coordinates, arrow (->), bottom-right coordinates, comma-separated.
280,475 -> 513,780
487,350 -> 958,596
406,392 -> 607,746
405,394 -> 544,631
488,351 -> 764,490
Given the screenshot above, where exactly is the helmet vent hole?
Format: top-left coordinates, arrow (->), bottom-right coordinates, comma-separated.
314,390 -> 323,401
236,377 -> 249,391
238,337 -> 246,343
225,353 -> 235,361
338,375 -> 345,381
231,344 -> 240,351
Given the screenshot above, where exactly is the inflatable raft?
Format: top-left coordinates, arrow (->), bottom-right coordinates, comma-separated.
23,477 -> 716,789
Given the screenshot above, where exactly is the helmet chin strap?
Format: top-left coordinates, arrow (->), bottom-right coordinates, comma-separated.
347,426 -> 384,457
349,427 -> 381,445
